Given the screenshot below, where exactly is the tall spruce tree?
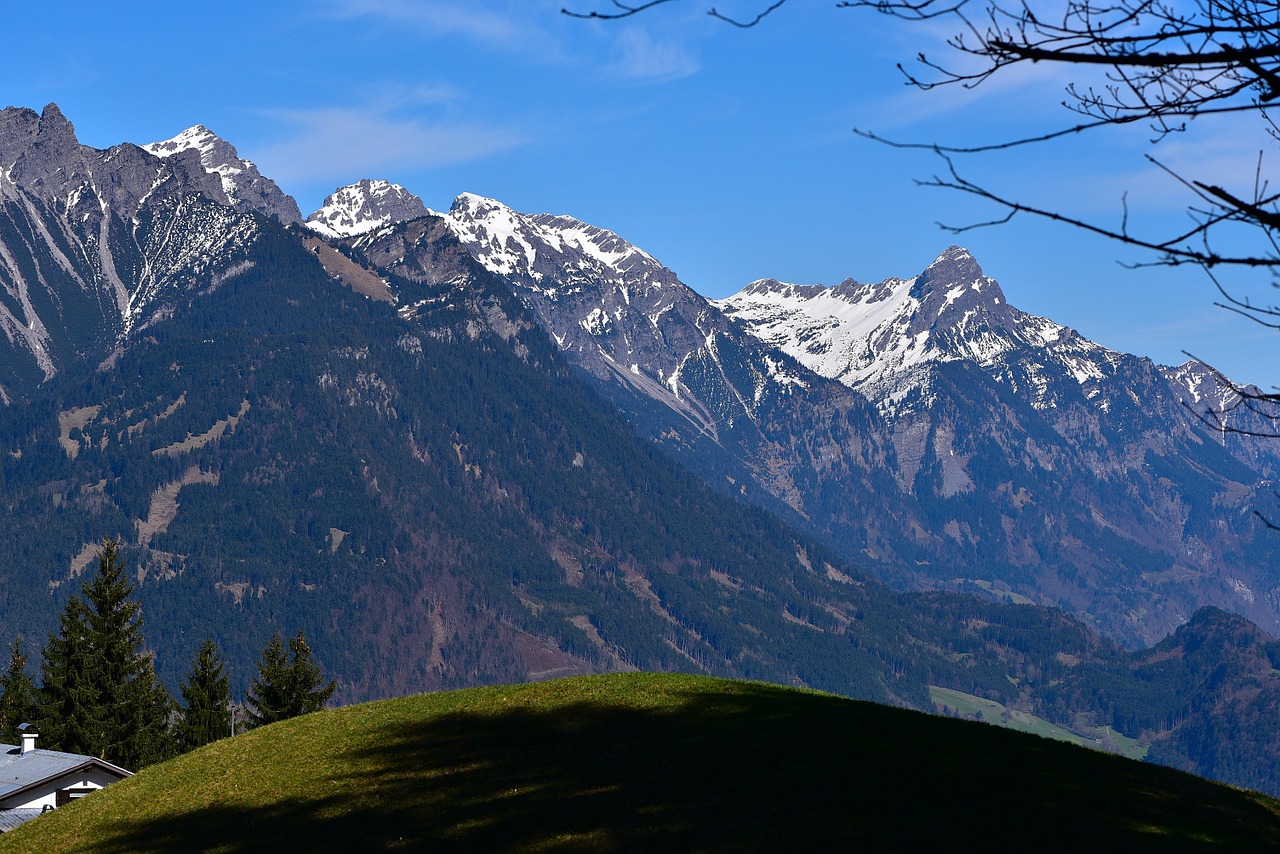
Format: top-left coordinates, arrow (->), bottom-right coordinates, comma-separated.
0,637 -> 38,744
40,540 -> 173,768
177,637 -> 232,751
285,631 -> 336,716
246,631 -> 336,727
38,596 -> 99,756
245,631 -> 289,728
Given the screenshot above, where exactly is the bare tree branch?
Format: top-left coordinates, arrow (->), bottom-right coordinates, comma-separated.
709,0 -> 790,27
562,0 -> 682,20
563,0 -> 789,24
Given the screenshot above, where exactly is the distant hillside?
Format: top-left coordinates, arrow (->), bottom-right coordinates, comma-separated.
3,674 -> 1278,852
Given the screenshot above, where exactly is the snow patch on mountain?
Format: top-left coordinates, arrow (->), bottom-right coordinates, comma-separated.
305,179 -> 431,239
434,192 -> 822,442
442,193 -> 660,292
717,246 -> 1125,415
144,126 -> 302,224
1160,360 -> 1253,437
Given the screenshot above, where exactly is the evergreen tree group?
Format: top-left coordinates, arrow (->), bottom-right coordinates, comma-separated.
3,540 -> 336,770
37,540 -> 172,769
246,631 -> 336,727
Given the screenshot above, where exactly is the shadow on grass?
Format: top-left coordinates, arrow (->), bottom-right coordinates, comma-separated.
90,681 -> 1280,852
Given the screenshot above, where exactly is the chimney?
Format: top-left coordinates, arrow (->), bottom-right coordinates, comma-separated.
18,723 -> 36,755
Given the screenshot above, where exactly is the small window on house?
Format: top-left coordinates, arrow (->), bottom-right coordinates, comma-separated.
54,787 -> 96,808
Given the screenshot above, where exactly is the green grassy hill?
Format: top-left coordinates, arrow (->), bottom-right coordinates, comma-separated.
4,673 -> 1279,852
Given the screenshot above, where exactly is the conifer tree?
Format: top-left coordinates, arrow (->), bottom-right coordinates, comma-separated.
246,631 -> 336,727
246,631 -> 290,728
38,596 -> 99,756
0,637 -> 38,744
82,540 -> 172,767
39,540 -> 173,768
177,637 -> 232,751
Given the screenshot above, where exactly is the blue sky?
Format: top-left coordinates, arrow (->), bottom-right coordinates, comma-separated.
5,0 -> 1275,386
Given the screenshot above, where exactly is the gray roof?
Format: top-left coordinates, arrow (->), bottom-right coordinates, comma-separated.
0,808 -> 44,833
0,743 -> 130,801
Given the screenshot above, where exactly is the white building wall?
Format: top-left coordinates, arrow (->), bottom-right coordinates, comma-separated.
0,768 -> 119,811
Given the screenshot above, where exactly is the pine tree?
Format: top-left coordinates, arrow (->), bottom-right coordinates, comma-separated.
284,631 -> 336,716
177,637 -> 232,751
246,631 -> 290,728
39,540 -> 173,769
38,596 -> 100,756
81,539 -> 172,767
0,637 -> 38,744
246,631 -> 336,727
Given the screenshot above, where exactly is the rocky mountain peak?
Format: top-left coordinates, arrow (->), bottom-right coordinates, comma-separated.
145,125 -> 235,166
910,245 -> 1008,318
305,179 -> 430,239
717,245 -> 1128,421
740,278 -> 829,300
449,191 -> 508,219
35,102 -> 74,141
926,244 -> 982,276
0,107 -> 42,171
144,125 -> 302,225
6,103 -> 85,195
0,102 -> 277,393
442,192 -> 586,280
1161,359 -> 1250,423
443,193 -> 666,290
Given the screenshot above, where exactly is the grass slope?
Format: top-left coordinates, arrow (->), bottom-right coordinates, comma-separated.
4,673 -> 1279,852
929,686 -> 1148,761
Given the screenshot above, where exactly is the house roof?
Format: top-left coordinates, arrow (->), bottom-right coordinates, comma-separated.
0,808 -> 43,833
0,743 -> 131,804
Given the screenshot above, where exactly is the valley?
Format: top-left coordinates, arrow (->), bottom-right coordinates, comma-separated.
1,102 -> 1279,800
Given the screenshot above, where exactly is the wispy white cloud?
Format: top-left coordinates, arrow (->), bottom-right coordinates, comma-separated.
250,100 -> 527,190
315,0 -> 563,57
316,0 -> 700,81
608,27 -> 699,82
866,62 -> 1089,136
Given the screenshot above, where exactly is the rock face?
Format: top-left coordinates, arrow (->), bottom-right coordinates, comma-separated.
305,179 -> 430,239
437,193 -> 801,431
144,125 -> 303,225
0,104 -> 263,397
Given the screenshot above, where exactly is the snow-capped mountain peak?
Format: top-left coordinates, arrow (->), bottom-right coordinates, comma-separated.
443,193 -> 535,276
145,125 -> 234,172
305,179 -> 431,239
144,125 -> 302,224
913,246 -> 1005,307
1162,359 -> 1246,416
442,193 -> 660,290
431,192 -> 811,438
717,248 -> 1122,414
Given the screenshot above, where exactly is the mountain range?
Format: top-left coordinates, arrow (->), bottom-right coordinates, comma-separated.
358,183 -> 1279,649
3,102 -> 1280,794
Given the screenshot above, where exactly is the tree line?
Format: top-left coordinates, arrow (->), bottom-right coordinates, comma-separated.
0,540 -> 335,770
